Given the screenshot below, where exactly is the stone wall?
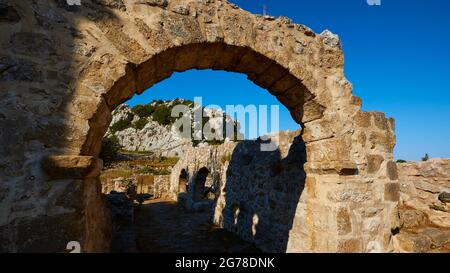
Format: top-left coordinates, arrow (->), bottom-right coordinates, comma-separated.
153,175 -> 171,199
170,129 -> 399,253
102,174 -> 171,199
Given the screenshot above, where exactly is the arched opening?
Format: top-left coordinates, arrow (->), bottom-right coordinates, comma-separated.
178,169 -> 188,193
193,167 -> 210,201
89,42 -> 312,253
81,42 -> 320,159
55,1 -> 397,254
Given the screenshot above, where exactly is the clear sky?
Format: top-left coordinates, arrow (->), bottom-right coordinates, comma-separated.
127,0 -> 450,161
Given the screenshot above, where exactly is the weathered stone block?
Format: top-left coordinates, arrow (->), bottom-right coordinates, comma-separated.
0,57 -> 42,82
386,161 -> 398,180
400,209 -> 427,229
420,228 -> 450,248
276,85 -> 305,108
393,233 -> 431,253
367,155 -> 384,174
302,100 -> 326,123
42,156 -> 99,179
384,182 -> 400,202
305,177 -> 316,199
172,5 -> 189,15
270,74 -> 300,95
337,238 -> 362,253
337,207 -> 352,235
10,32 -> 55,57
16,213 -> 82,253
354,111 -> 371,128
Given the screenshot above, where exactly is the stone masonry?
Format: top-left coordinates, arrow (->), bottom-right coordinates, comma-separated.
0,0 -> 398,252
170,129 -> 398,253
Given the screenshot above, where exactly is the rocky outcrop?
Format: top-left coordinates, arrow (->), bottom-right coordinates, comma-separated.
394,159 -> 450,252
109,105 -> 191,157
106,100 -> 239,157
398,159 -> 450,228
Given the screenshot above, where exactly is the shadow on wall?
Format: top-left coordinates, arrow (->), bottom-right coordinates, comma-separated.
193,167 -> 210,201
220,133 -> 307,253
0,1 -> 119,252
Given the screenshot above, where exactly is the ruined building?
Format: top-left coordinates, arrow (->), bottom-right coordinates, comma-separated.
1,0 -> 415,252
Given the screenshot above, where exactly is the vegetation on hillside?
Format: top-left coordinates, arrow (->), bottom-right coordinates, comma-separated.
100,135 -> 121,165
110,113 -> 134,134
109,99 -> 240,146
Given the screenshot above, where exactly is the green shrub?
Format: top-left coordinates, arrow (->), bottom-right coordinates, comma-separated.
422,153 -> 430,162
137,167 -> 171,175
110,113 -> 133,133
396,159 -> 407,163
133,118 -> 148,130
136,167 -> 154,174
132,104 -> 155,118
151,105 -> 173,126
430,204 -> 447,212
100,135 -> 121,165
147,156 -> 179,165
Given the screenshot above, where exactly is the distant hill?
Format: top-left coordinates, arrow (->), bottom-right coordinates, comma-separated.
105,99 -> 241,157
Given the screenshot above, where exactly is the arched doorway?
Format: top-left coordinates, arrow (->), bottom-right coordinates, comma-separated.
178,169 -> 188,193
193,167 -> 210,201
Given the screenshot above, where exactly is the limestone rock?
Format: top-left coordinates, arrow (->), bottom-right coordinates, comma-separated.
420,227 -> 450,248
397,159 -> 450,228
172,5 -> 189,15
393,233 -> 432,253
106,100 -> 239,157
0,57 -> 42,82
320,30 -> 341,48
400,209 -> 427,229
135,0 -> 168,8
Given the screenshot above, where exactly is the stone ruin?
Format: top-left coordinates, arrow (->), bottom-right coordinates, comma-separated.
1,0 -> 411,252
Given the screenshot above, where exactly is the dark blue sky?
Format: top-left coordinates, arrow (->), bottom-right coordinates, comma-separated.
128,0 -> 450,161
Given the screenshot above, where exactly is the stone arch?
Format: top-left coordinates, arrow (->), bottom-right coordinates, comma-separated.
80,41 -> 317,157
1,0 -> 400,253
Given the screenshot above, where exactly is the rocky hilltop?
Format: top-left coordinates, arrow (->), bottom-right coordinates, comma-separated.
105,99 -> 240,157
